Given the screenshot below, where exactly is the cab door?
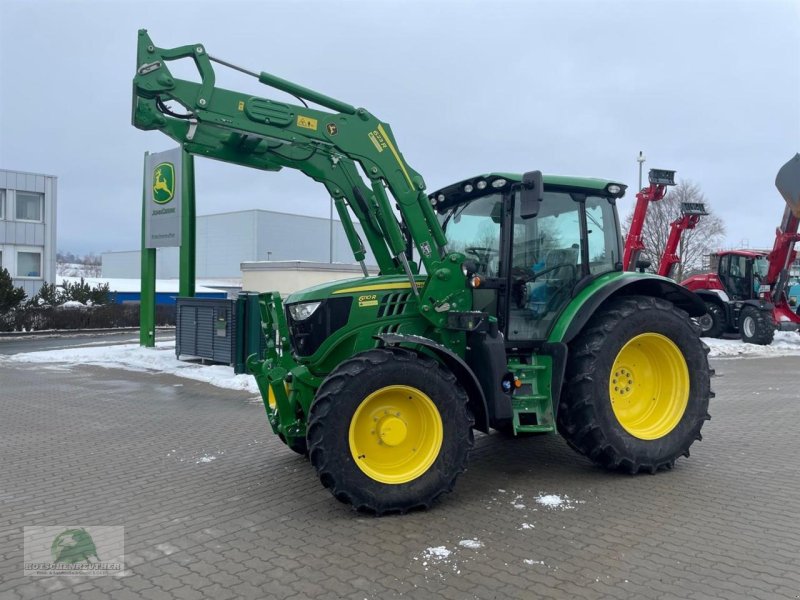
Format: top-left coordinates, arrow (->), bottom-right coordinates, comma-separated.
506,192 -> 621,343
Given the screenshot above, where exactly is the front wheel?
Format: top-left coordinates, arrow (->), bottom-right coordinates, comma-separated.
738,306 -> 775,345
558,295 -> 711,474
307,348 -> 473,515
699,301 -> 726,338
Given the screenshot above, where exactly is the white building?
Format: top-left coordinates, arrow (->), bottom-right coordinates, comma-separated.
0,169 -> 57,296
102,208 -> 377,281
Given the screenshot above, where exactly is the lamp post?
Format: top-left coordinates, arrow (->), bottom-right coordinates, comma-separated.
637,151 -> 646,191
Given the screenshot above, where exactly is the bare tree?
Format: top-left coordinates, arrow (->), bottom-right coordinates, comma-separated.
623,180 -> 725,281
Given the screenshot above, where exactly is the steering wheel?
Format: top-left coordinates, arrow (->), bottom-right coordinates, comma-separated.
465,247 -> 498,273
465,246 -> 498,260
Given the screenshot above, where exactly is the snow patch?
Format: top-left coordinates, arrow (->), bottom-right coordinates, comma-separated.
519,523 -> 535,530
523,559 -> 545,566
536,494 -> 564,508
423,546 -> 451,561
155,543 -> 179,555
457,539 -> 483,549
535,493 -> 581,510
703,331 -> 800,359
196,455 -> 217,464
4,342 -> 260,394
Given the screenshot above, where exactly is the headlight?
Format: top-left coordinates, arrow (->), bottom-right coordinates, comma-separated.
288,301 -> 322,321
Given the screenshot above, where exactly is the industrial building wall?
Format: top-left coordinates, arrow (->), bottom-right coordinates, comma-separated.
241,261 -> 375,296
254,210 -> 376,267
102,209 -> 376,280
197,211 -> 257,278
102,247 -> 180,279
0,169 -> 57,297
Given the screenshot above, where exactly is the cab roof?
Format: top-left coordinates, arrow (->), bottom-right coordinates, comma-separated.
429,172 -> 627,212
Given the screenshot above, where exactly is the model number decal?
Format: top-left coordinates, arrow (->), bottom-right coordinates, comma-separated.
368,129 -> 388,153
358,294 -> 378,307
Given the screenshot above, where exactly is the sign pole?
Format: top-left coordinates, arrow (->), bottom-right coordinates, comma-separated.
179,148 -> 196,298
140,151 -> 156,347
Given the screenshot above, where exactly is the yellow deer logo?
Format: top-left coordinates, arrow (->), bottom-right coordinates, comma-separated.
152,162 -> 175,204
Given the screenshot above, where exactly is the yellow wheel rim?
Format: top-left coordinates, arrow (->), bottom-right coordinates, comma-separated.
609,333 -> 690,440
348,385 -> 443,484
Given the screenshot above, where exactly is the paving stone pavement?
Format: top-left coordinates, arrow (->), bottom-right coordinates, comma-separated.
1,354 -> 799,600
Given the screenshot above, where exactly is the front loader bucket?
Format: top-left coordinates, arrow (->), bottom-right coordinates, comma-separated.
775,153 -> 800,218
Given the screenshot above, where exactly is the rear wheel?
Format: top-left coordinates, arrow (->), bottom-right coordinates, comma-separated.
739,306 -> 774,345
307,348 -> 473,514
699,301 -> 725,338
558,295 -> 711,474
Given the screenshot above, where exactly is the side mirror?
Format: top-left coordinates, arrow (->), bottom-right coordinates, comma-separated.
520,170 -> 544,219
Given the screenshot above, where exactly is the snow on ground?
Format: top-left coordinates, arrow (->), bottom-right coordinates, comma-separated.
457,539 -> 483,549
4,342 -> 260,395
532,493 -> 584,511
703,331 -> 800,358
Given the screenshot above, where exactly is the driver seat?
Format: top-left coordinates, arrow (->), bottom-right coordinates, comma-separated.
524,247 -> 579,318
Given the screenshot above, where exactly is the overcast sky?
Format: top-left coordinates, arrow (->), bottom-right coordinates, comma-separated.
1,0 -> 798,256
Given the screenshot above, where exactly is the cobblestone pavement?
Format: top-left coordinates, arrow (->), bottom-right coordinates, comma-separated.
1,355 -> 799,600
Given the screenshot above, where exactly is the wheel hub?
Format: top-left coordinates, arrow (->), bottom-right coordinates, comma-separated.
612,367 -> 635,398
377,415 -> 408,446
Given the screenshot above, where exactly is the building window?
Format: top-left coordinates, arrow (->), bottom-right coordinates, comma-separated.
17,250 -> 42,278
16,191 -> 43,222
0,189 -> 5,219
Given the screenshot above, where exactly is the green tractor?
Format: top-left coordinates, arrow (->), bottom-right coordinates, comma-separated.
132,31 -> 711,514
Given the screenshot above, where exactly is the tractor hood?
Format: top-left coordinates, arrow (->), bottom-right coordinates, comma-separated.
285,274 -> 425,305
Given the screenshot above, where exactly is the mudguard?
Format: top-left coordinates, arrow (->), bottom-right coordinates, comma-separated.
558,275 -> 706,344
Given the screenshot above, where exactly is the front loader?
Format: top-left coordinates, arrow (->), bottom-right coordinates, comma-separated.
133,31 -> 712,514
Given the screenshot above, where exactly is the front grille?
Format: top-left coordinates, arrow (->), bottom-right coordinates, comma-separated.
286,297 -> 353,357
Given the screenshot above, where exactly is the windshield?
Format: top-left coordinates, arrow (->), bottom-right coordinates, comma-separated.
441,193 -> 503,277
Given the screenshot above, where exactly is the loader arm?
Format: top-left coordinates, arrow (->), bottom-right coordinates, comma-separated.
132,30 -> 464,322
622,169 -> 675,271
656,203 -> 706,278
767,154 -> 800,303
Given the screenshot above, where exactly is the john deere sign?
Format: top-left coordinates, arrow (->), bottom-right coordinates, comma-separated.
145,148 -> 182,247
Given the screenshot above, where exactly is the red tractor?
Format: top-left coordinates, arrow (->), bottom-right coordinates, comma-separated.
682,154 -> 800,344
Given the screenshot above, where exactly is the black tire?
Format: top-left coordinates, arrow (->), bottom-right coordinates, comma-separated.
699,301 -> 726,338
307,348 -> 473,515
738,306 -> 775,345
558,295 -> 711,474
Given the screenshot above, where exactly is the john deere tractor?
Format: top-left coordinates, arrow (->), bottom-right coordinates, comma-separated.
132,31 -> 711,514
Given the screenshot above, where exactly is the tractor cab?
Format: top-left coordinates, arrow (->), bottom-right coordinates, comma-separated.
433,173 -> 626,343
714,250 -> 769,301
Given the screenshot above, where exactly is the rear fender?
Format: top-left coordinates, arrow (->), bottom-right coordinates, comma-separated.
556,275 -> 706,345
